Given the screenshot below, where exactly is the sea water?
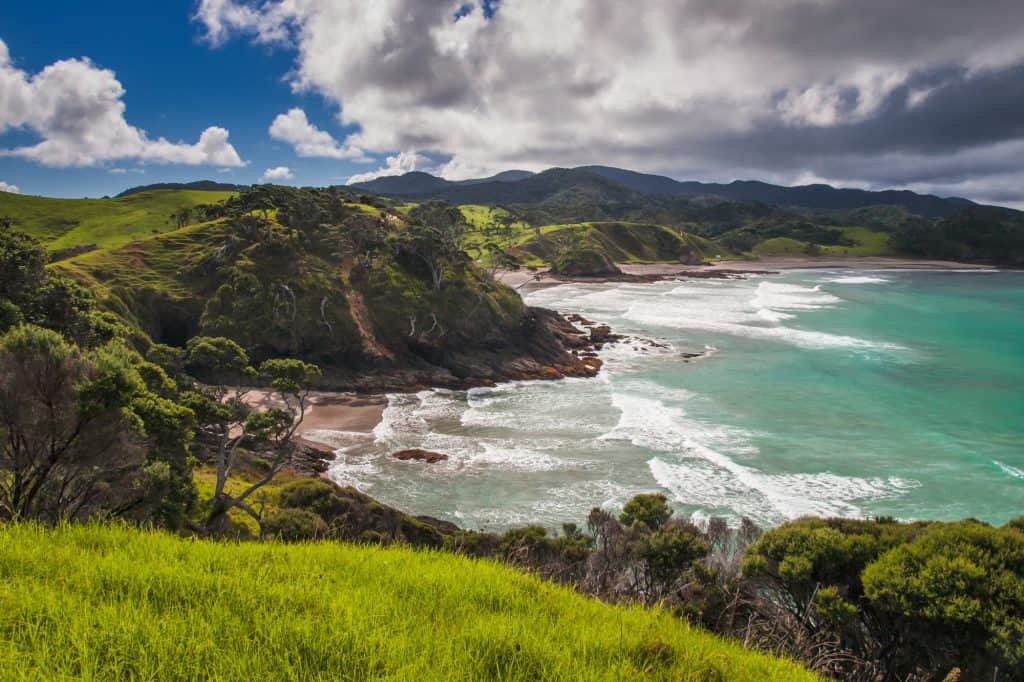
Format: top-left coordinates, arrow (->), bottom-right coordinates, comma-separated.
318,270 -> 1024,530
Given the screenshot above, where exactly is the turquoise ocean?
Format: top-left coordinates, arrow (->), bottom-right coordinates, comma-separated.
317,270 -> 1024,530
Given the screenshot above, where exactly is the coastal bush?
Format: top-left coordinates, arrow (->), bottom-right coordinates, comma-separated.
0,325 -> 191,524
740,517 -> 1024,680
262,508 -> 329,541
862,521 -> 1024,676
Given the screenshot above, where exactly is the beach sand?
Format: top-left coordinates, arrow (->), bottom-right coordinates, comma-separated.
242,390 -> 387,448
496,257 -> 996,290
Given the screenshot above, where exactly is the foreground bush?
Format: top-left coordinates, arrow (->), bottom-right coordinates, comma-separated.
0,523 -> 814,681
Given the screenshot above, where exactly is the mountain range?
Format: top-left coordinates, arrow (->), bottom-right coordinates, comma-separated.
347,166 -> 980,218
116,165 -> 998,219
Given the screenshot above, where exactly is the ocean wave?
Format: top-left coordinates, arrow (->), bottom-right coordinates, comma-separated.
827,276 -> 891,284
649,458 -> 919,523
995,460 -> 1024,479
751,281 -> 841,311
602,391 -> 917,523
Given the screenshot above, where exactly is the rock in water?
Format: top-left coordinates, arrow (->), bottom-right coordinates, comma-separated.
392,449 -> 449,464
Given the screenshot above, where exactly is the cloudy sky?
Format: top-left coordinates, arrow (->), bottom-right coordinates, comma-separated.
1,1 -> 1023,207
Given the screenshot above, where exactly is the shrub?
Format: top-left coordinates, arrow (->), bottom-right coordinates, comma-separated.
262,508 -> 328,541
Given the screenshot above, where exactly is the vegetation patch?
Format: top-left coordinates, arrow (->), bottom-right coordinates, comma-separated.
0,523 -> 815,681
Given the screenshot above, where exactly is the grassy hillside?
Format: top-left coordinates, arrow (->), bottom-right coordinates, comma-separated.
0,189 -> 236,254
0,523 -> 816,681
514,222 -> 724,268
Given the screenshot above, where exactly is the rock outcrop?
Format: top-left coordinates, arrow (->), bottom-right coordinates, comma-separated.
392,449 -> 449,464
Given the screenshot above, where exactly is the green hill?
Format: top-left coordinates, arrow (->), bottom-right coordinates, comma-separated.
515,222 -> 725,268
0,523 -> 815,681
0,189 -> 236,255
48,186 -> 594,389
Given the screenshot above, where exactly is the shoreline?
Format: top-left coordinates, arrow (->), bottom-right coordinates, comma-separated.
284,256 -> 999,450
496,256 -> 999,290
242,389 -> 388,451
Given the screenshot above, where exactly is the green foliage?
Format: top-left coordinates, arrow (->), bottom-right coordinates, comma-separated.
262,507 -> 329,541
638,523 -> 710,593
185,335 -> 251,382
0,326 -> 150,522
863,521 -> 1024,668
276,479 -> 350,520
258,357 -> 321,395
129,392 -> 198,528
398,201 -> 471,292
0,523 -> 814,680
0,223 -> 97,342
892,207 -> 1024,265
621,493 -> 673,530
745,516 -> 1024,678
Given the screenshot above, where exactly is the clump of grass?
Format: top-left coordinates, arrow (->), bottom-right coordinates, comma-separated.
0,523 -> 816,680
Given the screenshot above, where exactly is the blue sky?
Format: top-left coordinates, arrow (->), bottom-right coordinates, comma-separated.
2,1 -> 1024,206
0,1 -> 365,197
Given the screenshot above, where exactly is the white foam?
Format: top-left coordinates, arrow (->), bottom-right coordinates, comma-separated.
602,390 -> 917,524
751,281 -> 840,311
995,460 -> 1024,480
827,276 -> 891,284
468,442 -> 582,472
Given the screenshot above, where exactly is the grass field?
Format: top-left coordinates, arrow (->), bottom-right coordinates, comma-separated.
0,189 -> 236,254
0,523 -> 816,681
751,227 -> 897,258
821,226 -> 898,257
54,219 -> 229,299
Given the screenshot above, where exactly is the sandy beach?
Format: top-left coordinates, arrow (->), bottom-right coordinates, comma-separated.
496,257 -> 997,290
242,390 -> 387,449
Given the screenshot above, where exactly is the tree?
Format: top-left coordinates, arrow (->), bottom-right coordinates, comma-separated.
0,223 -> 97,343
620,493 -> 673,530
636,522 -> 709,602
183,336 -> 320,534
398,201 -> 469,293
0,325 -> 153,522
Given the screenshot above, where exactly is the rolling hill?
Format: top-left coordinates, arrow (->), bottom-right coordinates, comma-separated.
116,180 -> 249,197
0,188 -> 237,255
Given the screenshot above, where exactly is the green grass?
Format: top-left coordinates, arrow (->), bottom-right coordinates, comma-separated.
751,237 -> 808,257
750,228 -> 898,258
54,219 -> 229,299
0,189 -> 236,254
820,226 -> 898,257
0,523 -> 815,681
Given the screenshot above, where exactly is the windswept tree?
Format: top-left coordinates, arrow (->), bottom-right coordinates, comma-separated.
182,336 -> 320,534
398,201 -> 469,292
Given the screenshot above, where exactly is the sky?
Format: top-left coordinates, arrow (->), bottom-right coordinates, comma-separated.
1,1 -> 1023,207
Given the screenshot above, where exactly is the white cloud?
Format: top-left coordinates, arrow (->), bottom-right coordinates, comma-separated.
0,38 -> 244,168
347,150 -> 428,184
261,165 -> 294,181
196,0 -> 1024,188
268,108 -> 365,160
0,180 -> 19,193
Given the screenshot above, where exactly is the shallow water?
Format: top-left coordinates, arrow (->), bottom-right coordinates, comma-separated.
322,270 -> 1024,531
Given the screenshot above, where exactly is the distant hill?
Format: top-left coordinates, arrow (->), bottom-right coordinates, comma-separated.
353,168 -> 640,205
0,188 -> 237,254
117,180 -> 248,198
352,165 -> 981,218
347,169 -> 535,196
580,166 -> 976,218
